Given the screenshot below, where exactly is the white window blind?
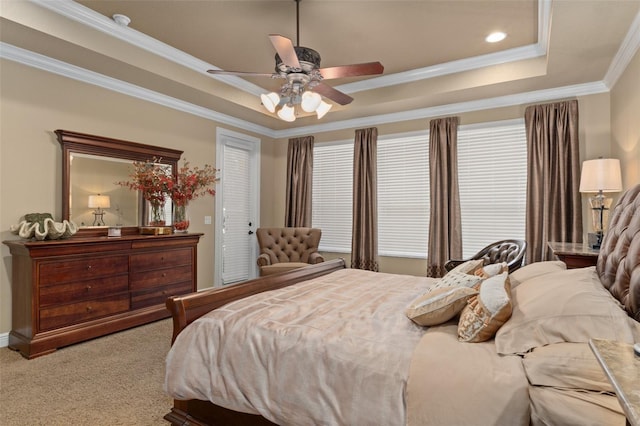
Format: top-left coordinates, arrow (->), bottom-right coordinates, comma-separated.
457,119 -> 527,258
312,141 -> 353,252
222,145 -> 251,283
377,133 -> 430,258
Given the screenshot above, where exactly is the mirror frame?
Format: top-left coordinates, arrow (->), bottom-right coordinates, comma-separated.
56,129 -> 183,237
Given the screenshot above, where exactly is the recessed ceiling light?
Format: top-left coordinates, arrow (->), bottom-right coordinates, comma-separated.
486,32 -> 507,43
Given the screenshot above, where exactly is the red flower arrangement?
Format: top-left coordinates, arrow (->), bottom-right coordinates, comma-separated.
116,158 -> 172,205
169,160 -> 219,206
117,158 -> 218,229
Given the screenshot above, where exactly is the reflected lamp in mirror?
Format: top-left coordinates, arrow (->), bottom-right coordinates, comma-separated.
88,194 -> 111,226
579,158 -> 622,249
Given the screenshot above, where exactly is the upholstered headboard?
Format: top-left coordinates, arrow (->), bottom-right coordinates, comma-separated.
597,184 -> 640,322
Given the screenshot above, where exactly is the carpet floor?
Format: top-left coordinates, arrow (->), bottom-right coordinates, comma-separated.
0,319 -> 174,425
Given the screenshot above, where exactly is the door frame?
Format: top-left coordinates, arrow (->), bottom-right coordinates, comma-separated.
214,127 -> 261,287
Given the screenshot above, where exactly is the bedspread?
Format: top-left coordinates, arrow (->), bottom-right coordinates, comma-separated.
164,268 -> 434,426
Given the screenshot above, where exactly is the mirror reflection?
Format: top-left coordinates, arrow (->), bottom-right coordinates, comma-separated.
69,153 -> 139,228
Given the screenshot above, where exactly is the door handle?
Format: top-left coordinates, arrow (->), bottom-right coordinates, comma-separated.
248,230 -> 254,235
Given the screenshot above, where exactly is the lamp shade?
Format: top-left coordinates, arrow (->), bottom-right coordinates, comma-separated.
315,100 -> 332,119
579,158 -> 622,193
260,92 -> 280,113
88,194 -> 111,209
277,104 -> 296,122
301,91 -> 322,113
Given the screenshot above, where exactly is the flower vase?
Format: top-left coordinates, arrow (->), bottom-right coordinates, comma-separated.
173,203 -> 190,233
147,201 -> 166,227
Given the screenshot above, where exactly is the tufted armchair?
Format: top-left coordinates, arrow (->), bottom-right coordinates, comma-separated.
444,239 -> 527,274
256,227 -> 325,276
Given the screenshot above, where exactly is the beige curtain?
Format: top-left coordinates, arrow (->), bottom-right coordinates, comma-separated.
351,127 -> 379,271
285,136 -> 314,227
427,117 -> 462,278
525,100 -> 582,263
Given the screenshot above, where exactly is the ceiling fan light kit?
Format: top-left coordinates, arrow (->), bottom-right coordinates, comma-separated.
206,0 -> 383,123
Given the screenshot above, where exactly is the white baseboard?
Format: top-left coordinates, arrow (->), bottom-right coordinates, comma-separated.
0,332 -> 8,348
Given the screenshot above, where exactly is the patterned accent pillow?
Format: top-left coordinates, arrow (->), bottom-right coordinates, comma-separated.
448,259 -> 485,275
432,271 -> 483,291
475,262 -> 508,279
458,272 -> 512,343
405,286 -> 479,326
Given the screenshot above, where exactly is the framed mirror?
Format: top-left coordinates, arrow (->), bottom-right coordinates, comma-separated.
56,130 -> 183,237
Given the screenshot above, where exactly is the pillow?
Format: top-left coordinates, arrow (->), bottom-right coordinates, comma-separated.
522,342 -> 613,392
458,272 -> 512,343
508,260 -> 566,288
432,271 -> 483,291
448,259 -> 484,275
475,262 -> 508,279
406,286 -> 478,326
495,268 -> 640,355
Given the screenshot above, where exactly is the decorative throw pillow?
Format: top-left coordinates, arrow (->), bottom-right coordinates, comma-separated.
475,262 -> 508,279
458,272 -> 512,343
431,270 -> 484,292
448,259 -> 485,275
405,286 -> 479,326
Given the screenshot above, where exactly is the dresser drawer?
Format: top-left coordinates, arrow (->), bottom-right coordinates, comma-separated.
130,264 -> 192,291
130,248 -> 192,272
39,255 -> 128,286
131,282 -> 193,310
39,293 -> 130,331
39,275 -> 129,307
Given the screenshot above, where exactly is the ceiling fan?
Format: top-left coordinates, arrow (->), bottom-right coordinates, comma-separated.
206,0 -> 384,121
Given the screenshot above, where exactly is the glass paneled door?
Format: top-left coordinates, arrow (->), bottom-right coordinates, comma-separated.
215,128 -> 260,286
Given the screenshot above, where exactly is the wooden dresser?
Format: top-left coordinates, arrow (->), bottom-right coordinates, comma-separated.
3,233 -> 202,358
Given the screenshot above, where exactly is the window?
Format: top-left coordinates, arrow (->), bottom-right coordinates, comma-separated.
457,119 -> 527,258
312,141 -> 353,252
377,132 -> 430,258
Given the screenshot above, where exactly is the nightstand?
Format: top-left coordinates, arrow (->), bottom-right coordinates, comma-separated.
547,241 -> 599,269
589,339 -> 640,426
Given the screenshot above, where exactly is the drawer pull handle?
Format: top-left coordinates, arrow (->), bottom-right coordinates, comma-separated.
162,273 -> 167,277
86,285 -> 92,291
86,306 -> 93,312
87,265 -> 92,270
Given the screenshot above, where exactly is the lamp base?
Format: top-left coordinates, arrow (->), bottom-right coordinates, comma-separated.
587,232 -> 603,250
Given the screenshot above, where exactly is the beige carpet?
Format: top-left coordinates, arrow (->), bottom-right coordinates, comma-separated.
0,319 -> 174,425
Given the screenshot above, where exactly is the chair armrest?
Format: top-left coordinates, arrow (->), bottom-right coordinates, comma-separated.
444,259 -> 465,272
308,252 -> 325,264
257,253 -> 272,267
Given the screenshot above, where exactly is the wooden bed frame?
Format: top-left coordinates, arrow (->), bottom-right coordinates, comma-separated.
163,258 -> 347,426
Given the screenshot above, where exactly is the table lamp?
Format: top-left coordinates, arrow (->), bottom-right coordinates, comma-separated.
88,194 -> 111,226
579,158 -> 622,249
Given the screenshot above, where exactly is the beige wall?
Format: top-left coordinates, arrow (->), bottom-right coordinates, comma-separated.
2,49 -> 638,336
0,59 -> 268,335
611,49 -> 640,190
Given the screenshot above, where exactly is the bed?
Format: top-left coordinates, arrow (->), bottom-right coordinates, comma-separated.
163,184 -> 640,426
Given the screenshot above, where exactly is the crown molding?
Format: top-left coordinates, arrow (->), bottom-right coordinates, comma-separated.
0,42 -> 277,138
603,10 -> 640,89
1,41 -> 613,140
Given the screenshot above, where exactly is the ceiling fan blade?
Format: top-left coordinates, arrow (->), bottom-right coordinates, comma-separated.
207,69 -> 274,77
319,62 -> 384,80
269,34 -> 301,69
313,83 -> 354,106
